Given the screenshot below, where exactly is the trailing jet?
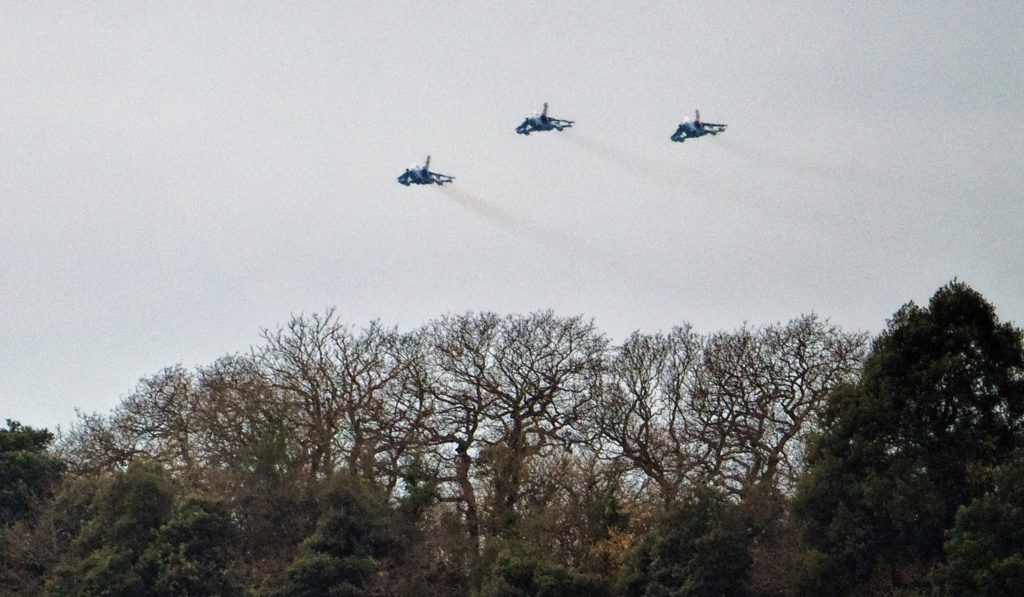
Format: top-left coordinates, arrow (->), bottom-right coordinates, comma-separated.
516,102 -> 574,135
396,156 -> 454,186
670,110 -> 727,142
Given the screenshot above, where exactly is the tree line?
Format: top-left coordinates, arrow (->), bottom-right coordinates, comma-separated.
3,281 -> 1022,595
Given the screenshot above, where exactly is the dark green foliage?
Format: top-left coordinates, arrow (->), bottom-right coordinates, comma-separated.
48,459 -> 175,595
475,541 -> 610,597
0,517 -> 56,597
0,421 -> 65,595
51,545 -> 147,596
736,483 -> 799,596
229,445 -> 317,584
140,495 -> 242,596
395,456 -> 440,524
276,551 -> 375,597
792,281 -> 1024,593
932,452 -> 1024,595
90,459 -> 175,550
47,459 -> 240,596
0,420 -> 64,524
266,474 -> 398,596
618,486 -> 751,597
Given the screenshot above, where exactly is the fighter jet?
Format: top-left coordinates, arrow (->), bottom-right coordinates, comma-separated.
396,156 -> 455,186
670,110 -> 727,142
515,102 -> 574,135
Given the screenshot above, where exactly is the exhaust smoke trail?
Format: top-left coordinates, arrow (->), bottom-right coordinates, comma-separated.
713,135 -> 883,191
437,185 -> 685,293
559,132 -> 698,191
436,185 -> 573,247
438,185 -> 509,222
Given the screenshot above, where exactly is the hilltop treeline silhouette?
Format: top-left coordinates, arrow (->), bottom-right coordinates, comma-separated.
3,281 -> 1023,595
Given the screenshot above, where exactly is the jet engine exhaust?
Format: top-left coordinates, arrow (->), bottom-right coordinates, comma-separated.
560,132 -> 696,189
436,186 -> 675,291
436,186 -> 571,246
714,136 -> 870,187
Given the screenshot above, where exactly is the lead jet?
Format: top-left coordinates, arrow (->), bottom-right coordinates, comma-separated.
396,156 -> 455,186
670,110 -> 727,142
515,102 -> 574,135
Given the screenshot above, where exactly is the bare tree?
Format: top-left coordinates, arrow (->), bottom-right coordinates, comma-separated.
420,312 -> 501,548
257,310 -> 345,478
423,311 -> 607,546
58,366 -> 199,477
594,326 -> 707,500
694,315 -> 867,495
257,310 -> 430,489
57,410 -> 140,475
191,355 -> 300,483
596,316 -> 867,499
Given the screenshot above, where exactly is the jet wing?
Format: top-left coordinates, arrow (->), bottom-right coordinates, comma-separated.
430,172 -> 455,185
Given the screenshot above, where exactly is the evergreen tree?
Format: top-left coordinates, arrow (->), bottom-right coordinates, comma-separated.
618,486 -> 751,597
0,421 -> 65,594
792,282 -> 1024,593
48,459 -> 176,596
475,540 -> 609,597
0,420 -> 64,524
932,452 -> 1024,595
266,474 -> 397,597
48,459 -> 240,596
140,495 -> 242,596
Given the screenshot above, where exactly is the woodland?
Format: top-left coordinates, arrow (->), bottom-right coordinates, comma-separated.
3,281 -> 1023,596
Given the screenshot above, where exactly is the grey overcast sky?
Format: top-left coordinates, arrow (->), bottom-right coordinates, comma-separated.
3,2 -> 1023,430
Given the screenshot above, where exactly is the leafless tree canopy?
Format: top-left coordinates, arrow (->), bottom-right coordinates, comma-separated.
595,316 -> 867,500
59,311 -> 865,549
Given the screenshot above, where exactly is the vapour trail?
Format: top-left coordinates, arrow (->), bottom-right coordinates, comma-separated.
437,185 -> 573,248
713,135 -> 824,177
559,132 -> 699,191
437,185 -> 667,290
440,180 -> 666,256
713,135 -> 888,193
